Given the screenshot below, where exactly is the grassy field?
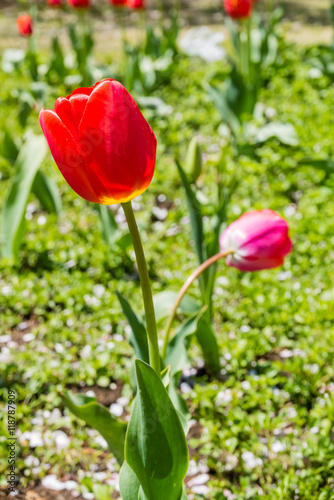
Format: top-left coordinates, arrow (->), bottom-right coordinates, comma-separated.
1,1 -> 334,500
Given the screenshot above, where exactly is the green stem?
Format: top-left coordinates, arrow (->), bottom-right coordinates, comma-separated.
239,23 -> 248,80
246,16 -> 251,83
161,250 -> 231,360
122,201 -> 161,375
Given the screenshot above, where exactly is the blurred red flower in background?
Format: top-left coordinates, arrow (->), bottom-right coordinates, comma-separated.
17,14 -> 33,37
67,0 -> 91,8
127,0 -> 145,9
110,0 -> 127,5
223,0 -> 253,19
47,0 -> 63,6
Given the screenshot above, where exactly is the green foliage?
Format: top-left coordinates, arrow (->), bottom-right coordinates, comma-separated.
125,360 -> 188,500
1,8 -> 334,499
117,291 -> 149,364
119,461 -> 141,500
61,391 -> 127,464
68,23 -> 95,86
185,136 -> 202,183
124,15 -> 179,95
1,134 -> 47,260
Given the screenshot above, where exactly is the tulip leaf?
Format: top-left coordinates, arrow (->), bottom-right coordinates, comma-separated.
195,314 -> 220,374
116,291 -> 149,364
165,309 -> 206,378
153,291 -> 200,324
47,35 -> 68,81
175,159 -> 205,266
1,134 -> 47,260
125,360 -> 188,500
165,308 -> 208,431
119,461 -> 141,500
298,158 -> 334,174
95,204 -> 119,247
254,122 -> 299,146
1,128 -> 20,165
92,484 -> 115,500
138,489 -> 148,500
32,171 -> 62,215
61,391 -> 127,464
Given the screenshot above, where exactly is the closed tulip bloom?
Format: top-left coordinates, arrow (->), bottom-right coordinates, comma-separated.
223,0 -> 252,19
17,15 -> 33,37
110,0 -> 126,5
127,0 -> 145,9
219,210 -> 292,271
39,79 -> 156,205
67,0 -> 90,8
47,0 -> 63,6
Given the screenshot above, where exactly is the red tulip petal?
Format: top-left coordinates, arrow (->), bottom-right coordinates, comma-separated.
69,86 -> 94,98
55,97 -> 79,140
69,94 -> 89,129
39,109 -> 100,203
78,79 -> 156,204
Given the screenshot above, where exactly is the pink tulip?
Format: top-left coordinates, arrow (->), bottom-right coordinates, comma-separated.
219,209 -> 292,271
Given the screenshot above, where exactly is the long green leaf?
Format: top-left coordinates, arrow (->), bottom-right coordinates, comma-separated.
32,171 -> 62,215
96,204 -> 118,247
175,159 -> 205,266
1,134 -> 47,260
165,309 -> 207,430
116,291 -> 149,363
1,128 -> 20,165
119,461 -> 141,500
125,360 -> 188,500
61,391 -> 127,464
298,158 -> 334,174
165,310 -> 206,378
195,315 -> 220,373
153,291 -> 200,324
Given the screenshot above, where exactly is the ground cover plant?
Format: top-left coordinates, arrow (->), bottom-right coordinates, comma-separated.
1,1 -> 334,499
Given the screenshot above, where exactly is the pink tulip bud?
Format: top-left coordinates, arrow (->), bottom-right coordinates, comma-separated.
219,209 -> 292,272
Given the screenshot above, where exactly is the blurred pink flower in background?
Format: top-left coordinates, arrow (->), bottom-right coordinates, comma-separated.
67,0 -> 91,8
219,209 -> 292,271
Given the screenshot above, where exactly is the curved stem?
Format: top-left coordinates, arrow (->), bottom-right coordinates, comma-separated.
122,202 -> 161,375
161,250 -> 231,360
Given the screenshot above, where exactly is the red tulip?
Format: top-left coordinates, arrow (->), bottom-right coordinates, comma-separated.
223,0 -> 253,19
219,210 -> 292,271
47,0 -> 63,6
127,0 -> 145,9
39,79 -> 156,205
110,0 -> 126,5
17,14 -> 33,37
67,0 -> 90,8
